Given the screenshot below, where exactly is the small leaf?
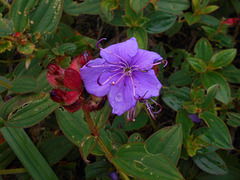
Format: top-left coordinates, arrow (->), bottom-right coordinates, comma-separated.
128,133 -> 144,143
199,5 -> 219,15
130,0 -> 149,13
209,49 -> 237,69
128,27 -> 148,49
145,11 -> 176,33
17,43 -> 35,55
101,0 -> 118,22
145,125 -> 182,164
125,0 -> 143,22
192,0 -> 200,12
10,76 -> 39,93
193,152 -> 228,175
0,40 -> 12,53
227,112 -> 240,127
201,71 -> 230,104
187,57 -> 207,73
185,12 -> 201,25
199,111 -> 233,149
194,38 -> 213,63
112,143 -> 183,179
79,135 -> 98,161
156,0 -> 189,15
201,84 -> 219,109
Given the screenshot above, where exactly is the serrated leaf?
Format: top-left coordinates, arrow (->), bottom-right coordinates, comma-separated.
112,143 -> 183,179
199,111 -> 233,149
201,71 -> 230,104
209,49 -> 237,69
145,11 -> 176,33
145,125 -> 182,164
187,57 -> 207,73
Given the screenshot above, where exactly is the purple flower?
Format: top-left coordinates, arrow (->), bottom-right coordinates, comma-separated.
188,114 -> 202,123
80,37 -> 165,118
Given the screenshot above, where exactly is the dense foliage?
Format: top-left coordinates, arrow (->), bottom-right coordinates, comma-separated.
0,0 -> 240,179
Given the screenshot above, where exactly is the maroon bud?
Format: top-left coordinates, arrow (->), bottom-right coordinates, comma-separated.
63,98 -> 82,113
63,68 -> 82,91
15,32 -> 21,38
48,64 -> 62,75
64,91 -> 80,105
50,89 -> 65,103
70,50 -> 92,71
222,18 -> 240,26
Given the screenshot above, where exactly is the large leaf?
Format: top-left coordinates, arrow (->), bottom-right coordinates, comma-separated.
168,70 -> 192,86
56,108 -> 91,146
112,143 -> 183,179
201,71 -> 230,105
5,94 -> 59,128
30,0 -> 63,34
199,111 -> 233,149
145,11 -> 176,33
10,0 -> 38,32
145,125 -> 182,164
10,76 -> 39,94
193,152 -> 228,175
64,0 -> 101,16
0,127 -> 58,180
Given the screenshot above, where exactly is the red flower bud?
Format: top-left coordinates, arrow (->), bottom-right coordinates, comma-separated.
63,98 -> 82,113
222,18 -> 240,26
70,50 -> 92,71
63,68 -> 82,91
50,89 -> 65,103
47,64 -> 64,88
15,32 -> 21,38
64,91 -> 80,105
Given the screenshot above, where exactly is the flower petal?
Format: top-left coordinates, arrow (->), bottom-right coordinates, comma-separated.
133,70 -> 161,99
80,58 -> 115,97
108,77 -> 137,116
130,49 -> 163,70
100,37 -> 138,64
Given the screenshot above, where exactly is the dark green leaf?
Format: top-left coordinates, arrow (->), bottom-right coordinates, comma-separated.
10,76 -> 39,93
0,142 -> 16,169
185,12 -> 201,25
168,70 -> 192,86
0,76 -> 9,93
101,0 -> 118,22
156,0 -> 189,15
201,84 -> 219,109
145,11 -> 176,33
128,27 -> 148,49
218,65 -> 240,83
227,112 -> 240,127
145,125 -> 182,164
195,38 -> 213,63
79,135 -> 98,161
187,57 -> 207,73
199,5 -> 219,15
128,133 -> 144,143
201,71 -> 230,104
130,0 -> 149,13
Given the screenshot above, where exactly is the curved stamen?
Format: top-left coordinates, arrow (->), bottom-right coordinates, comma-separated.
86,63 -> 124,68
127,104 -> 137,122
134,91 -> 148,100
129,74 -> 137,99
105,58 -> 127,67
97,38 -> 107,50
97,71 -> 123,86
112,73 -> 126,86
141,59 -> 168,70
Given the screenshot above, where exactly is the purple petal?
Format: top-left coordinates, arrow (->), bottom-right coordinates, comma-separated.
108,77 -> 137,116
133,70 -> 161,99
188,114 -> 202,123
80,58 -> 113,97
130,49 -> 163,70
100,37 -> 138,64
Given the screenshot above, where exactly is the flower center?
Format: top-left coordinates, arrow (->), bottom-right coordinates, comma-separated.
124,67 -> 131,76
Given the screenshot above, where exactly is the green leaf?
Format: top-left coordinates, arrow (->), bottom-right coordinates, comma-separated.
227,112 -> 240,127
209,49 -> 237,69
53,43 -> 77,56
101,0 -> 118,22
122,15 -> 133,26
156,0 -> 190,15
0,19 -> 14,37
187,57 -> 207,73
0,76 -> 10,93
201,84 -> 219,109
185,12 -> 201,25
17,43 -> 35,54
231,0 -> 240,13
0,142 -> 16,169
35,70 -> 52,93
145,11 -> 176,33
79,135 -> 98,161
10,76 -> 39,93
30,0 -> 63,34
0,40 -> 12,53
218,65 -> 240,83
125,0 -> 143,22
176,110 -> 194,145
193,152 -> 228,175
168,70 -> 192,86
5,94 -> 59,128
0,127 -> 58,180
165,21 -> 183,37
201,71 -> 230,104
199,111 -> 233,149
14,58 -> 41,78
10,0 -> 38,32
56,108 -> 91,146
130,0 -> 149,13
199,15 -> 221,27
194,38 -> 213,63
100,10 -> 125,26
128,133 -> 144,143
39,136 -> 74,165
0,93 -> 45,120
135,17 -> 150,27
63,0 -> 101,16
192,0 -> 200,12
85,161 -> 112,180
128,27 -> 148,49
145,125 -> 182,164
199,5 -> 219,15
112,143 -> 183,179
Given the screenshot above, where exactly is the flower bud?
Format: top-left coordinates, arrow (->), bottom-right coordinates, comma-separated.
70,50 -> 92,71
63,68 -> 82,91
63,98 -> 82,113
50,89 -> 65,103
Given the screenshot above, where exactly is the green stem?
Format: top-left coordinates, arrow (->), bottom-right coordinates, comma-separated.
0,59 -> 25,64
0,0 -> 11,9
0,168 -> 27,175
0,79 -> 11,89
